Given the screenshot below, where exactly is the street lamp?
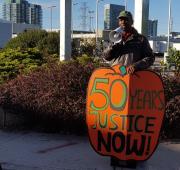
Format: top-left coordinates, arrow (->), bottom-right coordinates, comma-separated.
47,5 -> 56,31
167,0 -> 172,57
96,0 -> 103,45
124,0 -> 127,10
164,0 -> 172,63
11,14 -> 16,38
71,2 -> 78,39
11,21 -> 13,38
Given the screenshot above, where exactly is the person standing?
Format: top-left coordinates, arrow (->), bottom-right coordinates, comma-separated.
103,10 -> 155,74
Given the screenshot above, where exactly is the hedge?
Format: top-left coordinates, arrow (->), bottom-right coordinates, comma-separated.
0,60 -> 100,133
0,61 -> 179,137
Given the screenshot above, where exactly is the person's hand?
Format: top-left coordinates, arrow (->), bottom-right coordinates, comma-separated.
127,65 -> 135,74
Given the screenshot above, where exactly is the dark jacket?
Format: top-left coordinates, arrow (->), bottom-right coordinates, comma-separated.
103,28 -> 155,70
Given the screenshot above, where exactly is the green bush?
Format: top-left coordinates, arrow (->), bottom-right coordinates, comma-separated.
37,32 -> 60,55
75,54 -> 104,67
168,48 -> 180,76
5,29 -> 48,49
73,38 -> 96,57
0,48 -> 43,84
1,30 -> 60,84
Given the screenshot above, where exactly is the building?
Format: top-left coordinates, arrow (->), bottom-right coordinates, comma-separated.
149,36 -> 180,54
0,19 -> 12,48
12,22 -> 41,34
171,32 -> 180,39
28,4 -> 42,26
134,0 -> 149,37
148,20 -> 158,37
3,0 -> 42,27
104,4 -> 125,30
0,19 -> 40,48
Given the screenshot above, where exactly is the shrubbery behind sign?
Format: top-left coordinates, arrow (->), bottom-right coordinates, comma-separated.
86,64 -> 165,161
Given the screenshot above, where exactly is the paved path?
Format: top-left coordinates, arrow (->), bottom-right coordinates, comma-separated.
0,130 -> 180,170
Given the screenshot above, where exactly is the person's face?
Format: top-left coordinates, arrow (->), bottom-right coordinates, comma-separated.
118,17 -> 131,31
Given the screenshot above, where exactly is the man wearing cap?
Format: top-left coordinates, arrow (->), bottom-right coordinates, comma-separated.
103,10 -> 155,74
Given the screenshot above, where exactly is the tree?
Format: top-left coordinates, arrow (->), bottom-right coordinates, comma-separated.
79,38 -> 96,57
5,29 -> 59,56
5,29 -> 48,49
38,32 -> 60,55
168,48 -> 180,76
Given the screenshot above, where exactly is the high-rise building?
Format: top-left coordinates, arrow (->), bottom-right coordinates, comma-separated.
104,4 -> 125,30
134,0 -> 149,37
148,20 -> 158,37
3,0 -> 42,27
29,4 -> 42,26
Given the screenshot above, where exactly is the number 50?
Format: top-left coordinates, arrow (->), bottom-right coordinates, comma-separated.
90,78 -> 127,111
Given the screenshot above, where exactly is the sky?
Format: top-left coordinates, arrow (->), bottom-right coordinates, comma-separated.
0,0 -> 180,35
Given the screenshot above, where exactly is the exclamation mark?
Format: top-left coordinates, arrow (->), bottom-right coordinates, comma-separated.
146,136 -> 151,155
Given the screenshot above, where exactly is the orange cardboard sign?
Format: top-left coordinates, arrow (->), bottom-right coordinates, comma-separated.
86,64 -> 165,161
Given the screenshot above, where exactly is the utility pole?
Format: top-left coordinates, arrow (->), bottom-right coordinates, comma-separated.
60,0 -> 72,61
48,5 -> 56,31
166,0 -> 172,63
96,0 -> 98,44
80,2 -> 88,31
96,0 -> 103,45
88,10 -> 94,32
11,14 -> 16,38
72,2 -> 78,39
170,17 -> 173,33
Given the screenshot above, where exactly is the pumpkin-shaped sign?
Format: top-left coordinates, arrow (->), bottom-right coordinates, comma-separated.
86,64 -> 165,161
